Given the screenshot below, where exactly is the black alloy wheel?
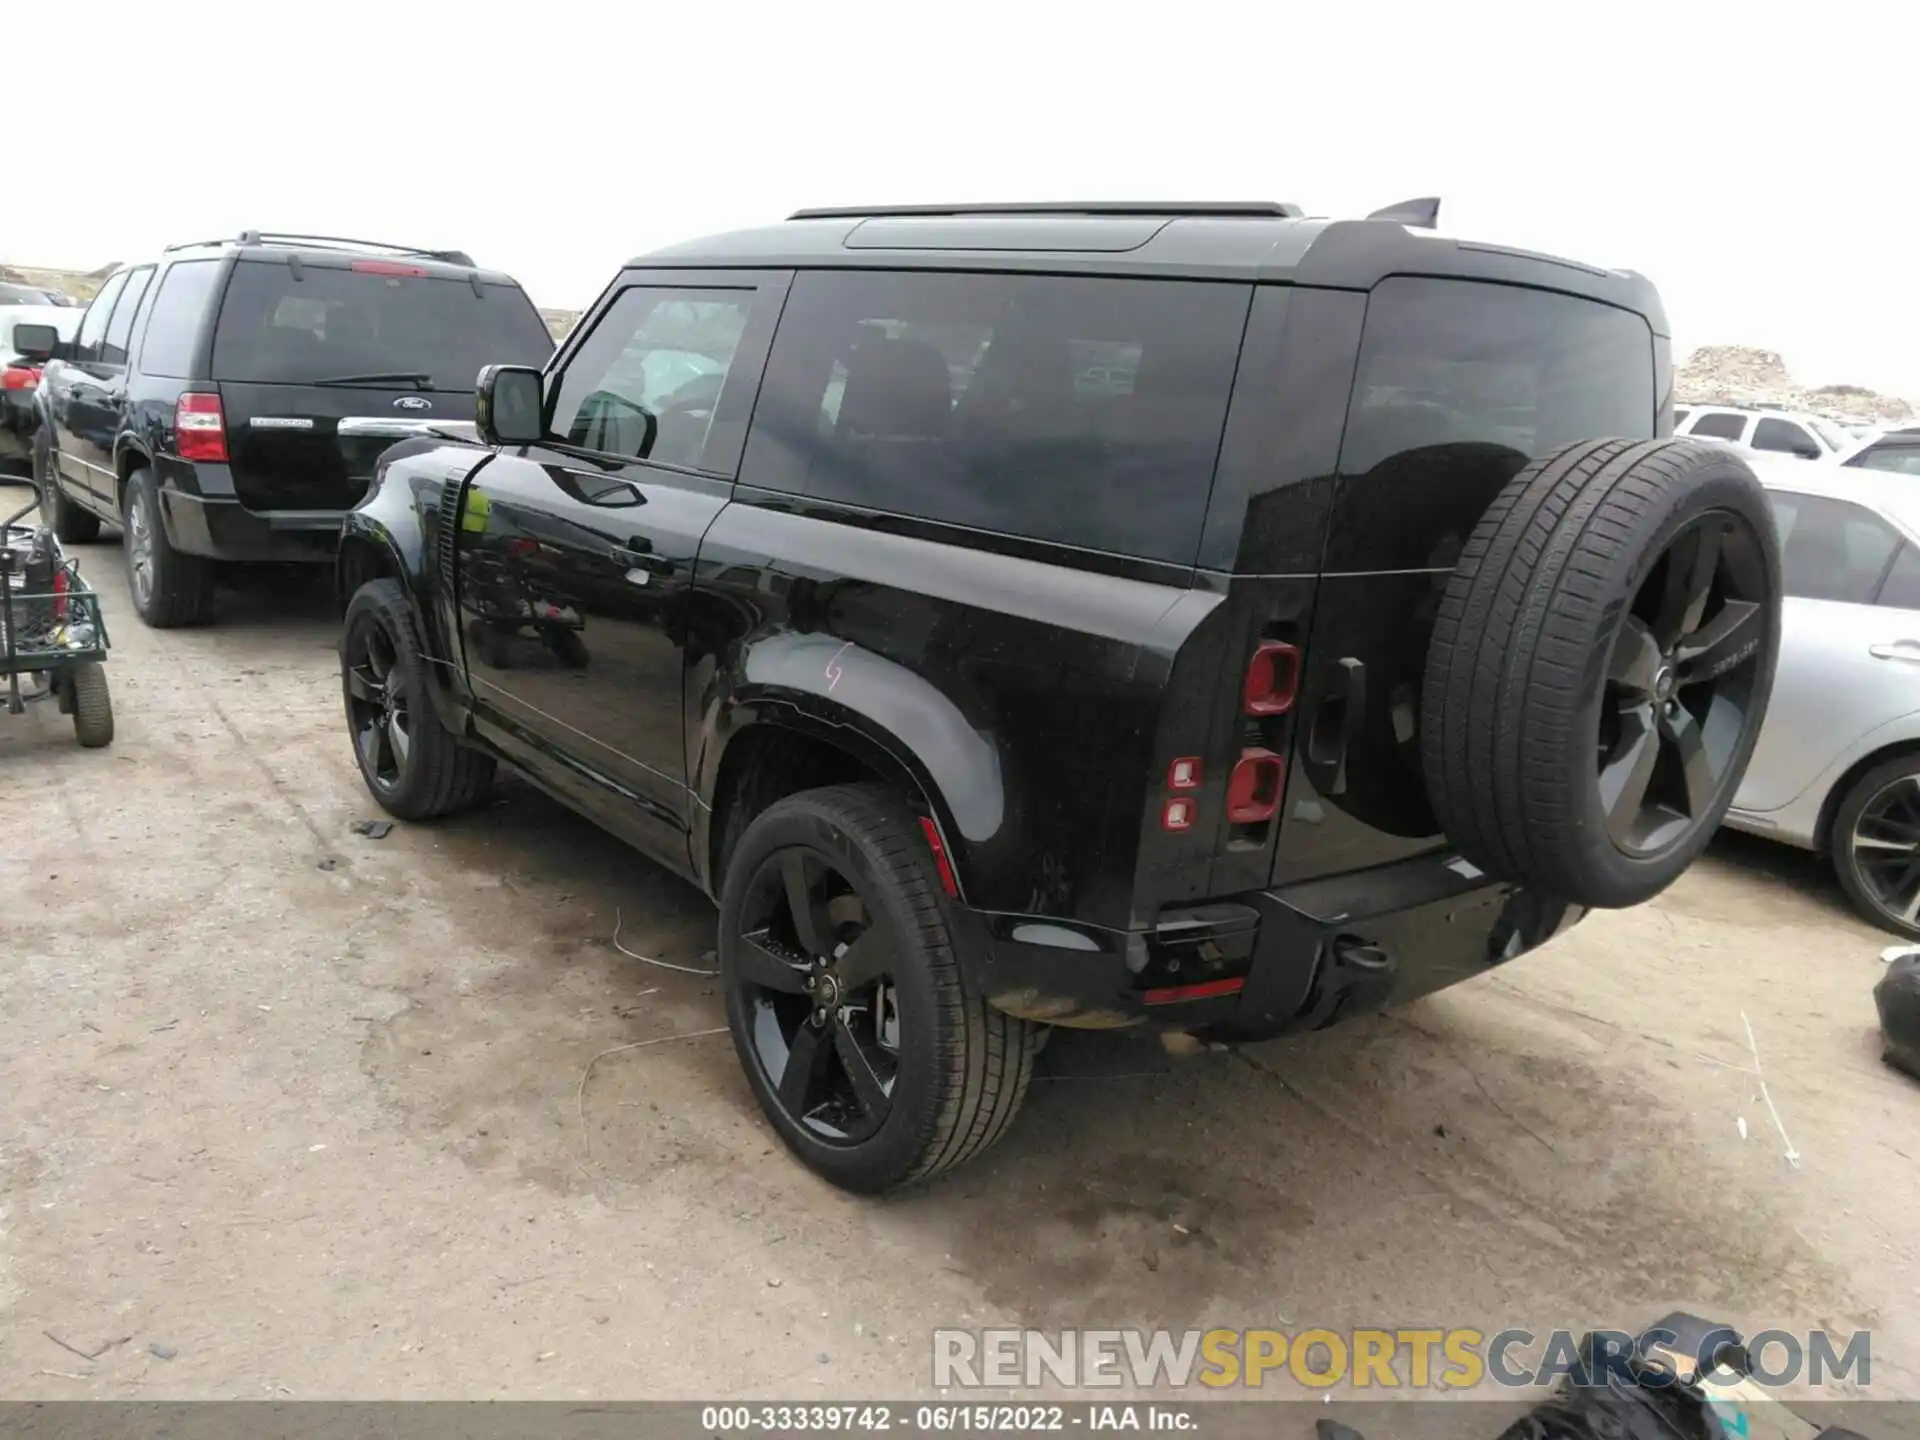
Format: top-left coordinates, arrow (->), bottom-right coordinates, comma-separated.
1599,509 -> 1770,858
732,845 -> 900,1145
345,611 -> 414,794
1833,754 -> 1920,939
1847,776 -> 1920,932
717,784 -> 1038,1191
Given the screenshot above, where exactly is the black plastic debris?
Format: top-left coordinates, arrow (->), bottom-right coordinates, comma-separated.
1877,954 -> 1920,1080
351,819 -> 394,840
1318,1315 -> 1865,1440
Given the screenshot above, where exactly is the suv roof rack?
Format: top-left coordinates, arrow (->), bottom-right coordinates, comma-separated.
786,201 -> 1307,221
163,231 -> 476,267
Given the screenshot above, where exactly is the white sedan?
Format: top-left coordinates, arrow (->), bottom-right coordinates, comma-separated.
1724,450 -> 1920,935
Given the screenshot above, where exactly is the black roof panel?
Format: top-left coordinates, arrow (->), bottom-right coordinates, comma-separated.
630,212 -> 1668,334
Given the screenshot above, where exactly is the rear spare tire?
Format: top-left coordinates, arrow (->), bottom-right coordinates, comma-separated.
1422,438 -> 1780,909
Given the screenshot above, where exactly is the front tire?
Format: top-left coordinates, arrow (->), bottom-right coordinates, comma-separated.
123,468 -> 215,627
342,578 -> 494,819
1831,755 -> 1920,938
719,784 -> 1038,1193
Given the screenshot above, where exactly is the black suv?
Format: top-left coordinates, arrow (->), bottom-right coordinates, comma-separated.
337,201 -> 1782,1192
16,232 -> 553,627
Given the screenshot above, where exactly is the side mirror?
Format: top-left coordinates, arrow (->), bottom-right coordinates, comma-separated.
475,364 -> 545,446
11,322 -> 61,363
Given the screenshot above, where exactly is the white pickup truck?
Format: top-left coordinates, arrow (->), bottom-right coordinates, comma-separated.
1672,403 -> 1853,460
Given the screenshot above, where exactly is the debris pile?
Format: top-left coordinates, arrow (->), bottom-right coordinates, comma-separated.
1678,344 -> 1915,426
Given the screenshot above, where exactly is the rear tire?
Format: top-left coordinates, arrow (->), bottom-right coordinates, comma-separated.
124,468 -> 215,627
69,662 -> 113,747
38,436 -> 101,544
1422,438 -> 1780,909
1830,755 -> 1920,939
343,578 -> 494,819
719,784 -> 1039,1192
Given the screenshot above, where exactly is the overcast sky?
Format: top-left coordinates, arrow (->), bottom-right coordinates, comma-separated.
11,0 -> 1915,393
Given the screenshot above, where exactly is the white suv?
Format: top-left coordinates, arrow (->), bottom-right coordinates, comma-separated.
1672,404 -> 1852,459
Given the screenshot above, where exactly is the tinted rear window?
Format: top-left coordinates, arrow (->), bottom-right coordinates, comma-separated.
742,269 -> 1251,564
210,260 -> 553,389
1341,277 -> 1655,474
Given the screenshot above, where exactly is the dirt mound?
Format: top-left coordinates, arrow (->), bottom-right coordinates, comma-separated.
1678,344 -> 1914,424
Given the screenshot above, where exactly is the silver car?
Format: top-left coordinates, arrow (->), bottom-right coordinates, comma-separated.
1725,451 -> 1920,935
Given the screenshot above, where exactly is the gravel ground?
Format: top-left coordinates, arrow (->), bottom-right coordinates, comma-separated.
2,493 -> 1915,1406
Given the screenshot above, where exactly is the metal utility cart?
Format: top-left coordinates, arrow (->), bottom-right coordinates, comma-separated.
1,479 -> 112,746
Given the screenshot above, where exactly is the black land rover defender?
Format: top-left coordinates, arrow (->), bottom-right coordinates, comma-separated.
20,232 -> 552,628
337,200 -> 1780,1192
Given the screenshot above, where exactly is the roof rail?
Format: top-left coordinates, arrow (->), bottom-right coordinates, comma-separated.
162,231 -> 476,267
787,201 -> 1306,221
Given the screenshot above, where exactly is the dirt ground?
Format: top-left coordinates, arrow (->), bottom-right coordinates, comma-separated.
3,490 -> 1916,1406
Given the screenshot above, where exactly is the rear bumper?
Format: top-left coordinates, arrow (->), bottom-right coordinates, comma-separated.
157,471 -> 342,563
967,849 -> 1585,1040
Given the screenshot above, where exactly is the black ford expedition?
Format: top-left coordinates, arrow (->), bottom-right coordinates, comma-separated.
21,232 -> 553,627
337,200 -> 1781,1192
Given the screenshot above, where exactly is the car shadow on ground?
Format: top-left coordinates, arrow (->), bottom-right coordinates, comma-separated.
1702,827 -> 1865,932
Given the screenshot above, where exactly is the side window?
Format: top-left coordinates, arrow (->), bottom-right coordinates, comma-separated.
1752,417 -> 1820,457
98,266 -> 154,367
1673,406 -> 1691,429
71,271 -> 129,365
1689,411 -> 1746,440
548,286 -> 756,471
1878,545 -> 1920,610
1848,441 -> 1920,477
742,269 -> 1251,564
138,261 -> 223,378
1770,493 -> 1901,603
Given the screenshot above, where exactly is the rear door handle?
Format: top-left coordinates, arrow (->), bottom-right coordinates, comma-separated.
1869,641 -> 1920,661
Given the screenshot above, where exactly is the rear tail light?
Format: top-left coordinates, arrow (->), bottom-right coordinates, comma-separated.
2,365 -> 38,391
1243,640 -> 1301,715
1161,797 -> 1196,832
175,392 -> 228,463
1226,748 -> 1285,823
1167,757 -> 1201,791
351,259 -> 428,277
52,565 -> 69,622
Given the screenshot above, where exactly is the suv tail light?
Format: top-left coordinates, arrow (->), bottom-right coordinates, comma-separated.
1226,748 -> 1285,823
2,365 -> 39,391
175,392 -> 228,462
1243,640 -> 1301,715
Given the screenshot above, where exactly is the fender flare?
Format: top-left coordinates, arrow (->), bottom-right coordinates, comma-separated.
699,631 -> 1007,892
339,501 -> 466,732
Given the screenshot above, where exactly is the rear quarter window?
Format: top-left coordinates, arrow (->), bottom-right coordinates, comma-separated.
211,260 -> 553,390
740,269 -> 1251,565
1341,277 -> 1656,476
139,260 -> 224,378
1689,411 -> 1747,440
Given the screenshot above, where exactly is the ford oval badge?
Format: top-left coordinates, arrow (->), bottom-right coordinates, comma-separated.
393,395 -> 432,411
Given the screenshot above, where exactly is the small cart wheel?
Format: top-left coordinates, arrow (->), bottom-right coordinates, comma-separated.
69,662 -> 114,748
